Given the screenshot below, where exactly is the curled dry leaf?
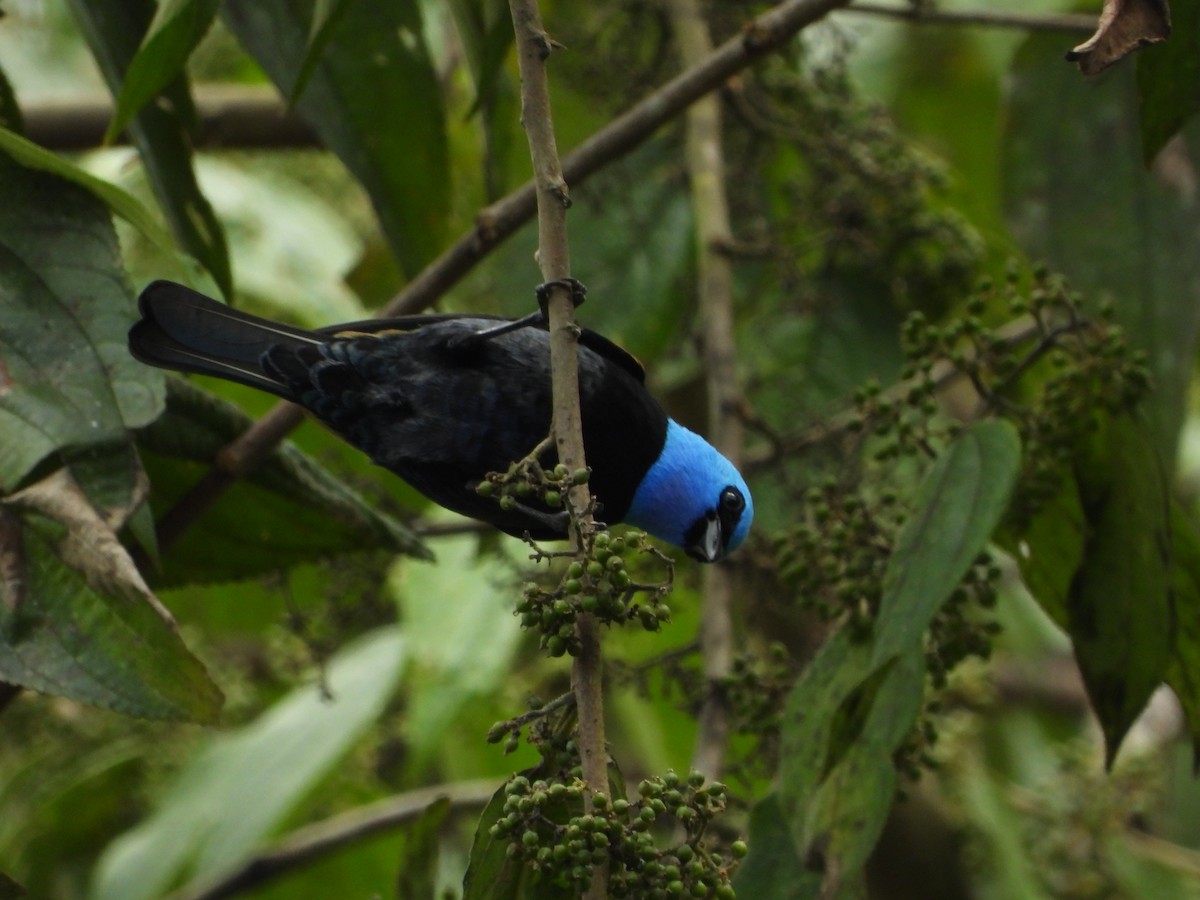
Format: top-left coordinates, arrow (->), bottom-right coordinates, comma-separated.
1067,0 -> 1171,76
1,468 -> 176,629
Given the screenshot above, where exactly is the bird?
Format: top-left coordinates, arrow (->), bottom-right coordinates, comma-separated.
128,280 -> 753,562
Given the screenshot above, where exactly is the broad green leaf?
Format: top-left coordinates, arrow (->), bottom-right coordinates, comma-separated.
0,125 -> 198,281
136,377 -> 429,587
0,147 -> 164,491
1004,32 -> 1200,460
223,0 -> 449,278
1069,416 -> 1173,765
778,629 -> 925,896
1000,472 -> 1087,629
67,0 -> 232,298
104,0 -> 221,145
1137,0 -> 1200,163
90,626 -> 407,900
873,419 -> 1021,666
393,531 -> 524,766
288,0 -> 353,106
462,765 -> 578,900
1166,503 -> 1200,765
732,793 -> 821,899
0,511 -> 222,723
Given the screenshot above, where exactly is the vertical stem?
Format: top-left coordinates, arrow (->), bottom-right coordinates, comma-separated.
668,0 -> 741,780
507,2 -> 608,895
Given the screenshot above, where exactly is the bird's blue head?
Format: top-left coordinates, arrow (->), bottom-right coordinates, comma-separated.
623,420 -> 753,562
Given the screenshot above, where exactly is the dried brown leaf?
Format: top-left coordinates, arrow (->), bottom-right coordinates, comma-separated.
1067,0 -> 1171,76
2,468 -> 175,628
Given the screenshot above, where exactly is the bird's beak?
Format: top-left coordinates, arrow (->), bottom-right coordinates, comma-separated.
685,513 -> 723,563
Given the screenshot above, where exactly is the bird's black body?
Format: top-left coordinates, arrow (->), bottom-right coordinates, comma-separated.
129,281 -> 668,539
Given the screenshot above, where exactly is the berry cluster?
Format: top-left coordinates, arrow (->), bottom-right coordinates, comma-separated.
489,769 -> 744,898
516,530 -> 675,657
475,458 -> 590,514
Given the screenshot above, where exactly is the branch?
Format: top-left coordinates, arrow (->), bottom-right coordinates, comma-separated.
152,0 -> 851,554
169,780 -> 498,900
24,86 -> 318,151
506,2 -> 608,897
666,0 -> 740,782
844,2 -> 1094,33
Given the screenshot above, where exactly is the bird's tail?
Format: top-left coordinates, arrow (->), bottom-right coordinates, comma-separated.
128,280 -> 322,397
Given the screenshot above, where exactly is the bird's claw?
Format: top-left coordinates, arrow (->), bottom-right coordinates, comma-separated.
535,278 -> 587,317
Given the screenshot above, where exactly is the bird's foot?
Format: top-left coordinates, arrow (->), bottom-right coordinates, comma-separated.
534,277 -> 587,317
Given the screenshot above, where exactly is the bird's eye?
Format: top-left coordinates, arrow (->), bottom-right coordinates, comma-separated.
720,487 -> 744,513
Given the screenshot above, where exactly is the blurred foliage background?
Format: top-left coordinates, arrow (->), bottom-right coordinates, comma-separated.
2,0 -> 1200,898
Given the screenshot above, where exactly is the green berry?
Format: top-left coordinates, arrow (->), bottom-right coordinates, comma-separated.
544,490 -> 562,507
499,495 -> 517,511
572,468 -> 591,484
731,840 -> 749,859
476,480 -> 495,497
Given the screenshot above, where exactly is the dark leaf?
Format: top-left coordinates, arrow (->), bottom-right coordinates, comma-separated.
1005,30 -> 1200,460
0,62 -> 21,134
1000,472 -> 1086,629
288,0 -> 354,106
0,872 -> 25,899
223,0 -> 450,278
1166,504 -> 1200,766
1067,0 -> 1171,76
67,0 -> 232,298
873,419 -> 1021,666
0,148 -> 164,492
1137,0 -> 1200,162
395,797 -> 451,900
104,0 -> 222,144
1069,416 -> 1173,766
136,377 -> 429,587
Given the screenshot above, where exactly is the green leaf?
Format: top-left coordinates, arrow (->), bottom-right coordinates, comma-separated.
288,0 -> 353,106
1004,32 -> 1200,460
778,629 -> 925,896
462,766 -> 577,900
104,0 -> 221,145
223,0 -> 449,278
0,146 -> 164,491
0,126 -> 202,285
136,377 -> 429,587
1168,503 -> 1200,765
999,472 -> 1087,630
0,62 -> 21,134
90,626 -> 407,900
395,532 -> 524,767
0,509 -> 222,723
67,0 -> 232,298
1068,416 -> 1173,766
873,419 -> 1021,666
732,793 -> 821,900
1137,0 -> 1200,163
395,797 -> 450,900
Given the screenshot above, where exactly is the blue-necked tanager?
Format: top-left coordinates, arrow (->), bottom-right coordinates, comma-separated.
128,280 -> 753,561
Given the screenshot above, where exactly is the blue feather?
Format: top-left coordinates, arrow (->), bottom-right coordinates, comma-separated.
624,420 -> 753,558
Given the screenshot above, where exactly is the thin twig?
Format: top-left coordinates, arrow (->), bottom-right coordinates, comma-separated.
506,1 -> 608,896
842,2 -> 1094,33
151,0 -> 851,555
169,780 -> 498,900
667,0 -> 740,781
